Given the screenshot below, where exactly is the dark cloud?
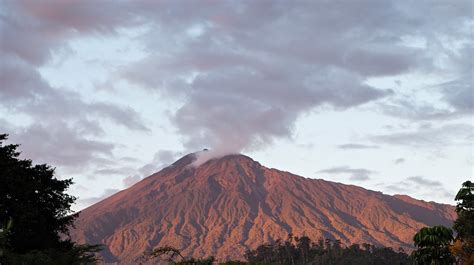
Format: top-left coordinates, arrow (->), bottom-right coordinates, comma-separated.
122,8 -> 402,152
407,176 -> 443,187
440,45 -> 473,113
337,144 -> 379,150
0,0 -> 138,66
383,182 -> 411,194
0,0 -> 149,173
394,158 -> 405,164
119,0 -> 472,153
318,166 -> 374,181
442,78 -> 473,112
0,55 -> 50,100
2,0 -> 471,157
379,32 -> 473,121
1,0 -> 472,193
7,123 -> 114,169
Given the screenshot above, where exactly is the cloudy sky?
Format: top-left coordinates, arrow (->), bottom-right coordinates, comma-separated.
1,0 -> 472,210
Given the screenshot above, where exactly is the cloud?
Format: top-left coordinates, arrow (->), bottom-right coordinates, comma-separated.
379,33 -> 473,121
124,52 -> 393,155
406,176 -> 443,187
0,0 -> 151,174
0,0 -> 138,66
372,123 -> 473,147
0,55 -> 149,132
122,175 -> 142,187
337,144 -> 379,150
381,176 -> 454,201
119,0 -> 471,155
94,166 -> 135,176
138,150 -> 182,177
439,45 -> 473,113
92,150 -> 184,189
1,1 -> 472,180
77,188 -> 120,207
120,1 -> 461,154
318,166 -> 375,181
90,150 -> 184,188
7,123 -> 114,169
394,158 -> 405,164
380,98 -> 461,120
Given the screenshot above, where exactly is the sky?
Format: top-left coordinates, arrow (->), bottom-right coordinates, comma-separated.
0,0 -> 472,211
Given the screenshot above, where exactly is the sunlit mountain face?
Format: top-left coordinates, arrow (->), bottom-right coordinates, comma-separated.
71,153 -> 455,263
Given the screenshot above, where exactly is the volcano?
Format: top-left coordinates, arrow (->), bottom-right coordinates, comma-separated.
71,153 -> 455,263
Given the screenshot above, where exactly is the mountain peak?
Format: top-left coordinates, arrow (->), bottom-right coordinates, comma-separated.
72,153 -> 456,263
173,150 -> 256,169
198,153 -> 256,165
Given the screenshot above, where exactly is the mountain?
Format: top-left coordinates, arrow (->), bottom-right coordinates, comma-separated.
71,153 -> 456,263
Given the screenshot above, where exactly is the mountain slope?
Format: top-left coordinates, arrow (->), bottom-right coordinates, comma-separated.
71,153 -> 456,263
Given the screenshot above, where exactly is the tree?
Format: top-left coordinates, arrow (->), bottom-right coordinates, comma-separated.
0,134 -> 100,264
244,235 -> 411,265
145,246 -> 185,263
145,245 -> 215,264
412,226 -> 455,265
451,181 -> 474,264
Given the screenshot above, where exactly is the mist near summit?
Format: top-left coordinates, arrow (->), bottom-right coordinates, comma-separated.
118,1 -> 470,158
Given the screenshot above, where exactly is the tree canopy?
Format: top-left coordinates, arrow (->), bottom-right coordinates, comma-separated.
452,181 -> 474,264
412,180 -> 474,265
412,226 -> 454,264
453,181 -> 474,238
0,134 -> 100,264
244,235 -> 411,265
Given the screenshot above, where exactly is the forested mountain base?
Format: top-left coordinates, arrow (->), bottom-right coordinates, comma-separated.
146,236 -> 412,265
244,235 -> 412,265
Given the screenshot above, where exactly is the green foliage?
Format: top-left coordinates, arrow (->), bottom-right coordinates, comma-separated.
0,134 -> 101,264
147,238 -> 411,265
451,180 -> 474,264
453,181 -> 474,239
413,226 -> 453,248
244,235 -> 412,265
146,246 -> 185,263
2,244 -> 103,265
412,226 -> 454,264
175,256 -> 216,265
412,180 -> 474,265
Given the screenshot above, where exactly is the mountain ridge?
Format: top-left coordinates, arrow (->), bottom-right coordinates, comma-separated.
71,153 -> 455,263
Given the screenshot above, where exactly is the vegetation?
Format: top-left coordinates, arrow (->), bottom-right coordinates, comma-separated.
146,236 -> 411,265
0,134 -> 101,264
3,132 -> 472,265
412,180 -> 474,265
412,226 -> 455,264
451,181 -> 474,264
149,180 -> 474,265
244,235 -> 411,265
144,246 -> 216,264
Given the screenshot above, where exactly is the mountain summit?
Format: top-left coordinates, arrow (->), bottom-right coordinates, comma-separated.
71,153 -> 455,263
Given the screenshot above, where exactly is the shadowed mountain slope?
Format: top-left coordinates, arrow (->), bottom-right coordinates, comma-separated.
71,153 -> 455,263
